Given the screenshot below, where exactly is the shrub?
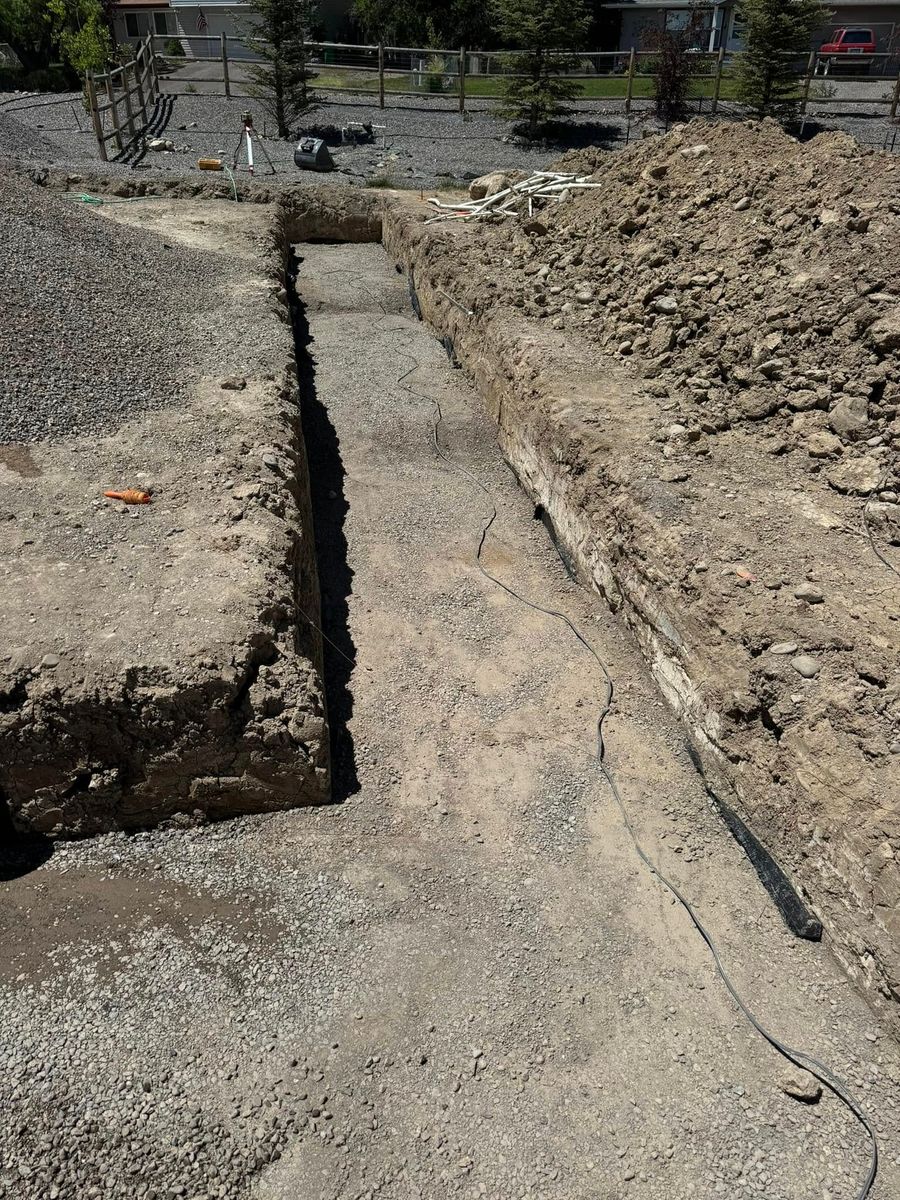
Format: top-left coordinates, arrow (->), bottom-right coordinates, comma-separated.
734,0 -> 825,118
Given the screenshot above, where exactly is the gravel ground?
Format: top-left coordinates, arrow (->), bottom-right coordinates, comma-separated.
2,236 -> 898,1200
1,86 -> 897,191
0,172 -> 287,443
0,170 -> 227,441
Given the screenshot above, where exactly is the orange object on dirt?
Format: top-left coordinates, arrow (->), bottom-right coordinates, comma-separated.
104,489 -> 151,504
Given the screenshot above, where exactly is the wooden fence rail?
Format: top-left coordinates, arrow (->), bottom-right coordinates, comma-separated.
85,34 -> 900,160
85,35 -> 159,162
143,36 -> 900,118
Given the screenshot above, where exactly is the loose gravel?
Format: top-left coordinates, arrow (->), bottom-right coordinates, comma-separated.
0,170 -> 220,441
1,86 -> 897,193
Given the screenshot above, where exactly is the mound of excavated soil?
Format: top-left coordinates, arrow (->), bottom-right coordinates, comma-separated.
480,120 -> 900,498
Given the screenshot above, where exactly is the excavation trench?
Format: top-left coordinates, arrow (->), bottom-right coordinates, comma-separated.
278,195 -> 817,932
274,184 -> 898,1037
1,190 -> 896,1200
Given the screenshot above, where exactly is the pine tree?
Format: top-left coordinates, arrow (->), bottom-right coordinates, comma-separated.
244,0 -> 318,138
492,0 -> 590,139
734,0 -> 824,118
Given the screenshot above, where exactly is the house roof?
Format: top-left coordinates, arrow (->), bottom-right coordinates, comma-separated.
168,0 -> 248,7
113,0 -> 171,9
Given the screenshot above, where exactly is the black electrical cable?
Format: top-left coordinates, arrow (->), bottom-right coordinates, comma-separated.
395,339 -> 880,1200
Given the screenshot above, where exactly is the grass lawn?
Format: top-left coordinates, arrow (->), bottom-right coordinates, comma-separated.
312,66 -> 745,103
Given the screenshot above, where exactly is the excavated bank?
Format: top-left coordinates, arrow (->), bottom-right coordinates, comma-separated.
374,192 -> 900,1030
268,174 -> 898,1030
0,198 -> 329,836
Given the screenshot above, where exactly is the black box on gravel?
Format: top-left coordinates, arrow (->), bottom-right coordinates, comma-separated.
294,137 -> 335,172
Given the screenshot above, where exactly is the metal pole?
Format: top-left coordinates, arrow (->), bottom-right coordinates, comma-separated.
800,50 -> 816,116
625,47 -> 636,115
378,41 -> 385,109
221,32 -> 231,98
711,46 -> 725,113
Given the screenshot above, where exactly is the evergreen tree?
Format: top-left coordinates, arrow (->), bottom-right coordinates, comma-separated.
734,0 -> 824,118
492,0 -> 590,139
244,0 -> 318,138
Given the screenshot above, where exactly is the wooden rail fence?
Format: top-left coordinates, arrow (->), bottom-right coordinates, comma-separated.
85,35 -> 159,162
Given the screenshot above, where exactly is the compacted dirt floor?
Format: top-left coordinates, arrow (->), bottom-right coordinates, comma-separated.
2,234 -> 900,1200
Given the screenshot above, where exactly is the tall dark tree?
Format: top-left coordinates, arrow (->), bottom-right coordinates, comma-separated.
244,0 -> 318,138
492,0 -> 591,138
734,0 -> 825,118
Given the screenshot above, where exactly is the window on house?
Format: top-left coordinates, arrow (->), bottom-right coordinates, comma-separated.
125,13 -> 139,37
153,11 -> 173,36
665,12 -> 691,32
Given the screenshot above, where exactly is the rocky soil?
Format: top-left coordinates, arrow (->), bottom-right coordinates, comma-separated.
0,193 -> 328,833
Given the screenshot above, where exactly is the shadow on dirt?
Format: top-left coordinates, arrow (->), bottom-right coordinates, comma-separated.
288,250 -> 361,804
0,796 -> 53,880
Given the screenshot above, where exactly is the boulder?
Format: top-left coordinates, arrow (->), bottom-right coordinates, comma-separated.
868,307 -> 900,354
826,456 -> 883,495
828,395 -> 869,439
468,172 -> 513,201
806,431 -> 842,458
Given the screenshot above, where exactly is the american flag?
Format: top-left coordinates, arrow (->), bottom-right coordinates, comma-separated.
196,7 -> 208,32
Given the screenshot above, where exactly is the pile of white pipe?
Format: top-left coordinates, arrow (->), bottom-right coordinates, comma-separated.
425,170 -> 603,224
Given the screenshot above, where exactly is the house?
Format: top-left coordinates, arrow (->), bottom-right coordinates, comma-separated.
606,0 -> 900,54
111,0 -> 355,52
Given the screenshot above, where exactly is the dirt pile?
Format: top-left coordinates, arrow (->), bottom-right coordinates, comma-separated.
474,120 -> 900,504
0,170 -> 214,441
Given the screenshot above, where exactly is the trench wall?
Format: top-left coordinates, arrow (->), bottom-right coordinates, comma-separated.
365,192 -> 899,1033
1,194 -> 334,837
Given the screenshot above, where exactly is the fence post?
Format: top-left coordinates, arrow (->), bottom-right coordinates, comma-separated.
711,46 -> 725,113
625,47 -> 636,115
104,70 -> 124,153
891,67 -> 900,121
134,40 -> 147,126
800,50 -> 816,115
121,61 -> 136,141
148,33 -> 160,98
459,45 -> 466,115
378,41 -> 385,109
85,71 -> 108,162
221,32 -> 231,98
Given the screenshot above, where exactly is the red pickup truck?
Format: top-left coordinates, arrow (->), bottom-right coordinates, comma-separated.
817,28 -> 877,73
